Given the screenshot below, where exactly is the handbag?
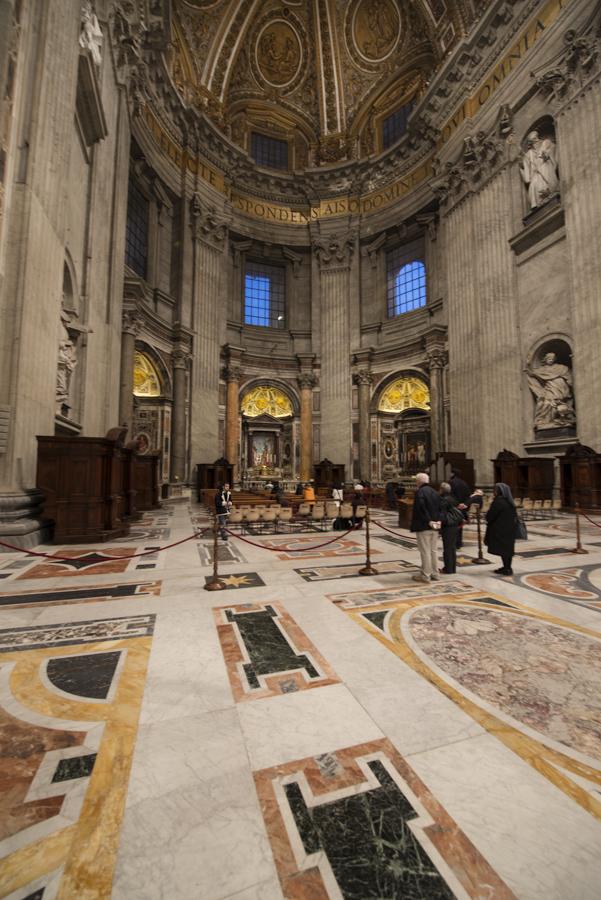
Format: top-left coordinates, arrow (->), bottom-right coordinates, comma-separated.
515,516 -> 528,540
445,504 -> 465,527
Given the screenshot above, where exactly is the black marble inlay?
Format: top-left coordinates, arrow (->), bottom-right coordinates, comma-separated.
47,651 -> 121,699
52,753 -> 97,782
225,606 -> 320,688
515,546 -> 574,558
375,535 -> 417,550
23,890 -> 45,900
362,611 -> 389,632
43,553 -> 126,570
0,582 -> 157,607
463,595 -> 514,608
285,759 -> 454,899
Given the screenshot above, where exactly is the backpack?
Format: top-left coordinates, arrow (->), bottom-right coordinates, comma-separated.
445,504 -> 465,527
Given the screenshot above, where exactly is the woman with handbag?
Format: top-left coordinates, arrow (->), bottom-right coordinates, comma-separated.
439,482 -> 464,574
484,483 -> 517,576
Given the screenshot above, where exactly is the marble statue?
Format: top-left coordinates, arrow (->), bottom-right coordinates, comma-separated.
56,311 -> 78,414
79,1 -> 103,66
527,352 -> 576,429
519,131 -> 559,209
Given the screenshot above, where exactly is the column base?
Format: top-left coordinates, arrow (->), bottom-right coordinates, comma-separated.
0,490 -> 54,551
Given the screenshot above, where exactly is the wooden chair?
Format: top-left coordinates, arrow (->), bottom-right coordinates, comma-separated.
521,498 -> 534,520
532,499 -> 543,519
311,504 -> 326,530
228,509 -> 244,531
542,499 -> 553,518
277,507 -> 293,532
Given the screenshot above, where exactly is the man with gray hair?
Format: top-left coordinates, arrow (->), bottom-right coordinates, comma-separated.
410,472 -> 442,583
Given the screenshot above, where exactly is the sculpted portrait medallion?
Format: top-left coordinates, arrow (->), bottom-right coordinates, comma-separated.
352,0 -> 401,62
256,19 -> 303,88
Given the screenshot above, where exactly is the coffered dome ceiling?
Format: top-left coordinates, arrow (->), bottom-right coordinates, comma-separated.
168,0 -> 487,168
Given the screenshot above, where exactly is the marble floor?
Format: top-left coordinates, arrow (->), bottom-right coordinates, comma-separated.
1,500 -> 601,899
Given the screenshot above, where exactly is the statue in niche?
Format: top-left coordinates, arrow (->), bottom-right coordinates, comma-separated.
519,131 -> 559,209
79,1 -> 103,67
526,352 -> 576,430
56,310 -> 78,415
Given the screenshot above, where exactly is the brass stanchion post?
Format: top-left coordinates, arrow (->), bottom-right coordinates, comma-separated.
205,513 -> 226,590
472,507 -> 490,564
573,503 -> 589,555
359,506 -> 378,576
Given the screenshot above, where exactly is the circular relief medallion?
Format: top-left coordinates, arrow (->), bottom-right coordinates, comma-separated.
352,0 -> 401,62
256,19 -> 303,88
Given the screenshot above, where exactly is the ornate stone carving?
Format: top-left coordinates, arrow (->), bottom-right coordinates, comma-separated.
533,22 -> 600,109
426,348 -> 447,371
361,233 -> 386,268
223,365 -> 242,383
432,128 -> 504,211
122,308 -> 143,337
79,1 -> 103,66
312,230 -> 356,270
172,347 -> 191,370
189,194 -> 228,247
297,373 -> 317,391
282,246 -> 303,277
526,352 -> 576,431
56,309 -> 79,415
353,369 -> 373,387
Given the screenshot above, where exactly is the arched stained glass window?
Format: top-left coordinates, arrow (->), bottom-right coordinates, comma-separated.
133,351 -> 162,397
378,377 -> 430,413
241,385 -> 293,418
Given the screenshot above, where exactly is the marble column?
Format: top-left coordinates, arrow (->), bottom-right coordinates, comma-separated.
425,348 -> 446,459
297,374 -> 316,482
313,229 -> 356,475
119,308 -> 142,437
224,364 -> 241,480
353,369 -> 373,483
171,347 -> 190,482
189,194 -> 229,467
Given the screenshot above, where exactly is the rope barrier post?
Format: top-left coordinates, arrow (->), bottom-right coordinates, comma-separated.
359,506 -> 378,576
204,513 -> 226,591
472,508 -> 490,565
572,503 -> 589,555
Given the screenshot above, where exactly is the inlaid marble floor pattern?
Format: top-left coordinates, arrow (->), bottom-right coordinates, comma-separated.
1,500 -> 601,899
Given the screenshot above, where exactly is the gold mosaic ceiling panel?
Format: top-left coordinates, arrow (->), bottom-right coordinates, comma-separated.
133,352 -> 162,397
378,376 -> 430,413
241,385 -> 294,418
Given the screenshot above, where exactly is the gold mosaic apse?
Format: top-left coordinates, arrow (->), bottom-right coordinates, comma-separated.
241,385 -> 293,418
378,376 -> 430,413
133,352 -> 161,398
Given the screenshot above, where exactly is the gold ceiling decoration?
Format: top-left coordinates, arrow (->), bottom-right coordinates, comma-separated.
378,376 -> 430,413
241,385 -> 294,418
169,0 -> 480,166
133,352 -> 162,398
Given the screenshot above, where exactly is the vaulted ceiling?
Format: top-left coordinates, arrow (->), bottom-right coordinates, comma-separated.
169,0 -> 488,167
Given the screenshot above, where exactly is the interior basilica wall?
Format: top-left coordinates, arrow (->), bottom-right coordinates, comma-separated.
0,0 -> 600,542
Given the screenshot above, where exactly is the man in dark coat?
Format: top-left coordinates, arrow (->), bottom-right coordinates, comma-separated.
215,483 -> 232,541
410,473 -> 441,583
450,469 -> 471,549
485,482 -> 517,575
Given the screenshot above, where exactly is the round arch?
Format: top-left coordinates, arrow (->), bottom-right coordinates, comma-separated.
371,370 -> 430,415
239,379 -> 300,418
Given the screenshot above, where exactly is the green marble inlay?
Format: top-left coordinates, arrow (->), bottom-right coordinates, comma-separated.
284,759 -> 454,899
226,606 -> 320,689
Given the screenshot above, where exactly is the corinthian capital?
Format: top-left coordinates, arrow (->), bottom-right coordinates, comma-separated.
122,307 -> 143,336
223,365 -> 241,383
312,230 -> 356,271
426,348 -> 447,370
190,193 -> 228,249
353,369 -> 373,387
297,373 -> 317,391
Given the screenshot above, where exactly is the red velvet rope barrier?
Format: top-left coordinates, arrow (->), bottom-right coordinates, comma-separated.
224,526 -> 356,552
0,530 -> 208,562
580,511 -> 601,529
371,519 -> 413,537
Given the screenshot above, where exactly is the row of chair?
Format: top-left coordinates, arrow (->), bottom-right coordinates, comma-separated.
226,502 -> 367,533
514,498 -> 562,519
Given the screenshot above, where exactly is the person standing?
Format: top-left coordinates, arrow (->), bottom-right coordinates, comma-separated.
351,483 -> 364,528
303,481 -> 316,506
410,473 -> 441,583
439,482 -> 461,574
332,482 -> 344,510
450,469 -> 471,549
215,483 -> 232,541
485,482 -> 517,575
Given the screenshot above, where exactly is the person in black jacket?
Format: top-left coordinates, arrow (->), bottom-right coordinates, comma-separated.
410,473 -> 441,583
215,483 -> 232,541
439,482 -> 461,574
450,469 -> 471,549
485,482 -> 517,575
